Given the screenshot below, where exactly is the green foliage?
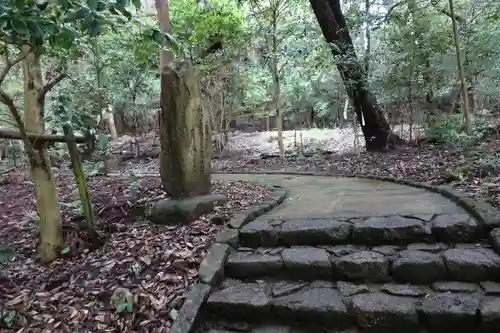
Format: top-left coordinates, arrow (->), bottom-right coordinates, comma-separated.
0,310 -> 16,329
425,114 -> 497,148
0,246 -> 14,264
170,0 -> 246,59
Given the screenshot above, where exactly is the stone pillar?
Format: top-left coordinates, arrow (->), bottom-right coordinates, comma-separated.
158,61 -> 212,198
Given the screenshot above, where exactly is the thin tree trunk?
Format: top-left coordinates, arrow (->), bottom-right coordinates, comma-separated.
448,0 -> 472,134
22,51 -> 63,263
364,0 -> 371,74
270,8 -> 285,160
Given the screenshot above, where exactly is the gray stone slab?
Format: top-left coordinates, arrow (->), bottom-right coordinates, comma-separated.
418,293 -> 481,332
271,287 -> 349,327
347,292 -> 419,329
207,283 -> 271,318
333,251 -> 390,282
352,216 -> 431,245
443,248 -> 500,282
279,218 -> 351,245
392,250 -> 446,284
225,252 -> 283,278
281,247 -> 331,279
212,174 -> 465,219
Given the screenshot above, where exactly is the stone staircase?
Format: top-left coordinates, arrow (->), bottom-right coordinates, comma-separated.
198,214 -> 500,333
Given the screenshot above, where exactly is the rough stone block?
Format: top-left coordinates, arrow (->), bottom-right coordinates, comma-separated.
479,298 -> 500,332
225,252 -> 283,278
406,243 -> 448,253
443,248 -> 500,281
207,283 -> 271,318
481,281 -> 500,295
371,245 -> 401,256
333,251 -> 390,282
431,214 -> 482,242
381,283 -> 431,297
251,326 -> 291,333
323,245 -> 366,257
240,219 -> 279,247
198,243 -> 231,286
418,293 -> 481,332
392,250 -> 446,284
489,228 -> 500,255
336,281 -> 369,297
279,219 -> 352,246
215,229 -> 239,248
431,282 -> 479,293
352,216 -> 431,245
170,283 -> 211,333
348,293 -> 419,329
228,213 -> 248,229
271,287 -> 349,327
281,247 -> 331,279
150,194 -> 227,225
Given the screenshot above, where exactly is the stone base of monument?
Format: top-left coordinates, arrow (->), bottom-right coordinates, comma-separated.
150,194 -> 228,225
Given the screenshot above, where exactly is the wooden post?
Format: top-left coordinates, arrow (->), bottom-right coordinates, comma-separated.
63,124 -> 96,231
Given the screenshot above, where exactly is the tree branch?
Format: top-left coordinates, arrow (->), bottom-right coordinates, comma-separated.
0,128 -> 88,143
0,88 -> 42,163
431,0 -> 465,23
39,72 -> 67,101
0,46 -> 32,85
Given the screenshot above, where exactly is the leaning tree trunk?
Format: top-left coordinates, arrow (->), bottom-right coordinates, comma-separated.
309,0 -> 398,151
159,62 -> 212,198
22,51 -> 63,262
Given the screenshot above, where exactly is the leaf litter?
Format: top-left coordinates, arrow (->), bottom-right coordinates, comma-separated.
118,129 -> 500,209
0,171 -> 272,332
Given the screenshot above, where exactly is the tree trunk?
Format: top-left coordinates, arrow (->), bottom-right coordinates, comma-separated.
310,0 -> 398,151
106,107 -> 118,141
364,0 -> 371,74
448,0 -> 472,134
22,51 -> 63,263
270,6 -> 285,159
158,63 -> 212,198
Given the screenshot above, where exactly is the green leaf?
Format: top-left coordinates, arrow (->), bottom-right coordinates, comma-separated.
87,0 -> 99,10
61,247 -> 70,255
96,1 -> 107,11
115,0 -> 130,10
56,26 -> 76,49
65,7 -> 89,21
0,247 -> 14,264
88,20 -> 101,37
57,0 -> 69,8
131,0 -> 141,9
14,0 -> 25,9
11,18 -> 28,34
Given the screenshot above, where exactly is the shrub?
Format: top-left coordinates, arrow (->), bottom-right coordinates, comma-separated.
424,114 -> 496,148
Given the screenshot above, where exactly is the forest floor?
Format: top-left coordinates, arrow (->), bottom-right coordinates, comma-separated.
2,125 -> 500,331
118,126 -> 500,209
0,170 -> 272,331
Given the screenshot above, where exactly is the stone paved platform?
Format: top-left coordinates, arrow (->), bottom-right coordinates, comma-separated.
213,174 -> 466,218
190,175 -> 500,333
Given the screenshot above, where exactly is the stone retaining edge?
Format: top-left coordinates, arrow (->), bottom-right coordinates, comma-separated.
213,170 -> 500,230
170,182 -> 288,333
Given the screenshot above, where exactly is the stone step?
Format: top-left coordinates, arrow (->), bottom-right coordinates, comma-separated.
206,279 -> 500,333
200,320 -> 433,333
226,244 -> 500,283
239,215 -> 485,248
